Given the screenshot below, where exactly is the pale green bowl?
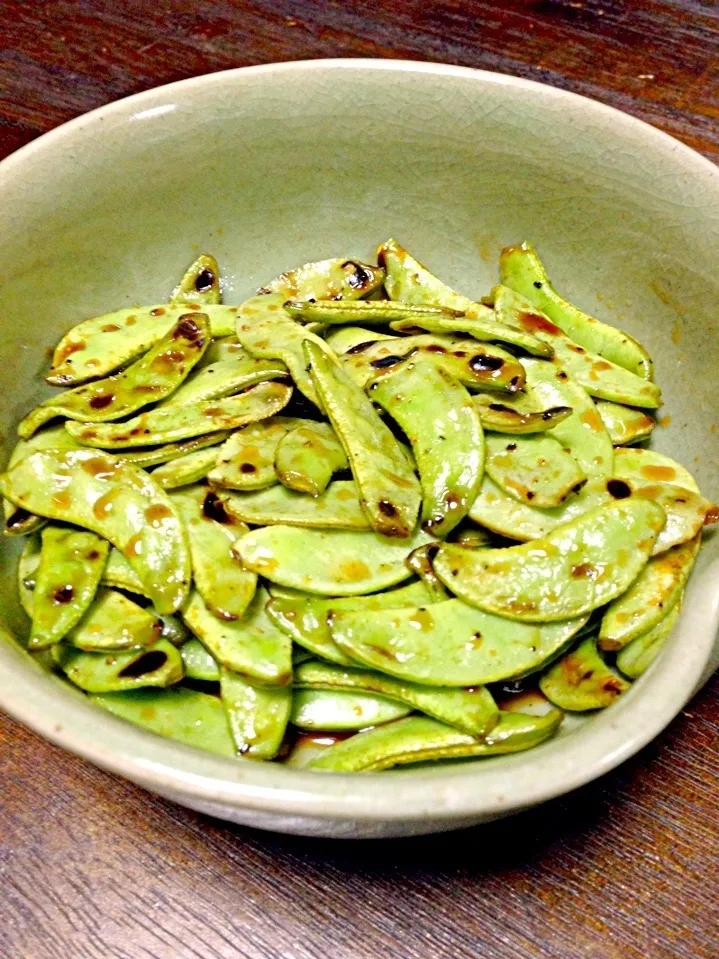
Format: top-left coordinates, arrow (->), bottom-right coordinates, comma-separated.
0,60 -> 717,838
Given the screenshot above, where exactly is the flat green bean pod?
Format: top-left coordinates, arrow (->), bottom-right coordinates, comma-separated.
285,299 -> 462,325
157,613 -> 191,646
305,341 -> 421,537
182,586 -> 291,686
332,600 -> 587,686
208,418 -> 303,491
405,544 -> 450,601
291,689 -> 411,731
612,446 -> 699,492
220,667 -> 292,760
369,354 -> 484,536
451,525 -> 492,549
621,482 -> 713,555
259,257 -> 385,300
20,313 -> 211,438
29,526 -> 109,649
0,448 -> 190,614
539,637 -> 630,711
151,445 -> 223,489
170,254 -> 221,306
119,430 -> 231,468
294,660 -> 499,738
266,580 -> 434,666
324,326 -> 398,354
180,637 -> 221,681
499,243 -> 653,379
170,487 -> 257,622
616,602 -> 681,679
484,432 -> 586,509
48,304 -> 238,386
435,499 -> 665,622
491,286 -> 661,408
160,350 -> 288,407
221,481 -> 371,530
55,638 -> 183,693
236,524 -> 433,596
599,535 -> 699,650
472,395 -> 573,434
307,709 -> 563,772
275,422 -> 348,496
389,313 -> 552,358
594,400 -> 655,446
65,588 -> 163,651
102,548 -> 147,595
66,381 -> 293,447
91,687 -> 235,757
17,534 -> 41,615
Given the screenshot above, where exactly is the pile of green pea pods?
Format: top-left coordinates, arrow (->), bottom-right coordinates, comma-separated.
2,240 -> 716,772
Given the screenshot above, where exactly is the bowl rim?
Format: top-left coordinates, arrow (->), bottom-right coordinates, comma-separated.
1,57 -> 718,826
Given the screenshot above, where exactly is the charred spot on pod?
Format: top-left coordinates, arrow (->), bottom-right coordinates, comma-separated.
533,281 -> 542,289
508,376 -> 521,391
607,479 -> 632,500
425,345 -> 447,354
240,463 -> 257,473
346,340 -> 377,355
469,354 -> 504,372
174,316 -> 203,343
488,403 -> 515,414
370,355 -> 404,369
526,491 -> 535,500
87,550 -> 101,561
506,443 -> 517,451
150,307 -> 166,316
377,499 -> 398,517
426,544 -> 440,561
195,268 -> 215,292
53,585 -> 75,605
118,649 -> 168,678
342,261 -> 374,290
6,507 -> 33,530
89,393 -> 115,410
202,491 -> 233,524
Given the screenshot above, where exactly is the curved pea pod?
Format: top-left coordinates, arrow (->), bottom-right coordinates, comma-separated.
55,638 -> 183,693
0,449 -> 190,614
539,637 -> 630,711
331,598 -> 587,686
305,341 -> 421,538
285,299 -> 462,325
451,525 -> 492,549
48,304 -> 238,386
266,581 -> 435,666
65,589 -> 163,651
17,534 -> 41,615
101,548 -> 147,596
621,482 -> 714,555
170,487 -> 257,622
236,293 -> 337,408
472,395 -> 573,434
499,243 -> 653,380
180,637 -> 221,681
151,445 -> 223,489
406,544 -> 450,601
294,660 -> 499,738
612,446 -> 699,492
389,313 -> 552,358
221,481 -> 371,530
91,687 -> 235,757
435,499 -> 666,622
170,254 -> 221,306
491,285 -> 661,408
157,613 -> 191,646
324,326 -> 398,354
598,535 -> 699,651
369,354 -> 483,537
120,430 -> 231,469
220,667 -> 291,760
594,400 -> 655,446
616,602 -> 681,679
307,709 -> 563,772
341,335 -> 526,393
66,381 -> 293,447
236,525 -> 433,596
260,257 -> 385,300
207,418 -> 302,491
484,433 -> 586,509
160,351 -> 288,407
182,587 -> 291,686
28,526 -> 109,649
20,313 -> 211,438
275,422 -> 348,495
291,688 -> 411,731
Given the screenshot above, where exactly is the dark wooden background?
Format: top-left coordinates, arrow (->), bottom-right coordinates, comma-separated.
1,3 -> 718,958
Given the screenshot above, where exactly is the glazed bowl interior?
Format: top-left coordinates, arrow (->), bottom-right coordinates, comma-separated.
0,60 -> 717,838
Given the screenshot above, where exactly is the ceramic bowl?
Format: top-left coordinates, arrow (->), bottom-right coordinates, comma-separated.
0,60 -> 717,839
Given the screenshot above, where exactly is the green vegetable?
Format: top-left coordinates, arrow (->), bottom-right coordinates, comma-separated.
160,350 -> 288,407
485,432 -> 586,509
616,602 -> 681,679
180,637 -> 221,681
56,638 -> 183,693
207,418 -> 302,491
65,589 -> 163,651
285,298 -> 461,325
274,422 -> 348,496
290,688 -> 411,731
221,481 -> 371,530
324,326 -> 398,354
472,395 -> 573,434
151,445 -> 222,489
170,254 -> 221,306
119,430 -> 231,468
220,667 -> 291,759
259,257 -> 384,300
539,637 -> 630,711
405,544 -> 450,601
594,400 -> 655,446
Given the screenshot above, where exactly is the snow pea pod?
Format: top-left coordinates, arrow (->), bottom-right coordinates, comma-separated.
221,481 -> 371,530
29,526 -> 109,649
291,688 -> 411,731
101,548 -> 147,596
307,709 -> 563,772
55,638 -> 183,693
285,299 -> 462,325
294,660 -> 499,738
331,598 -> 587,686
616,602 -> 681,679
220,667 -> 291,760
370,354 -> 483,536
324,326 -> 398,354
624,482 -> 714,555
275,422 -> 348,496
405,544 -> 450,601
452,525 -> 492,549
160,350 -> 288,407
539,637 -> 630,711
266,581 -> 434,666
305,341 -> 421,538
119,430 -> 231,469
180,637 -> 221,681
92,687 -> 235,757
389,313 -> 552,358
151,445 -> 222,489
208,418 -> 303,491
170,254 -> 221,306
484,432 -> 586,509
66,381 -> 293,447
472,395 -> 573,434
17,534 -> 42,615
0,448 -> 190,614
599,535 -> 699,650
594,400 -> 655,446
236,525 -> 433,596
65,589 -> 163,651
48,304 -> 238,386
259,257 -> 385,300
435,499 -> 665,622
20,313 -> 211,438
182,587 -> 291,686
612,447 -> 699,493
170,486 -> 257,622
499,243 -> 653,379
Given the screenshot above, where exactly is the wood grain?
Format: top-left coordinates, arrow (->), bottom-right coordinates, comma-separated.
1,2 -> 718,958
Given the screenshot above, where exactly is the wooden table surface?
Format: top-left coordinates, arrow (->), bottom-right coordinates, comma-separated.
1,3 -> 718,957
